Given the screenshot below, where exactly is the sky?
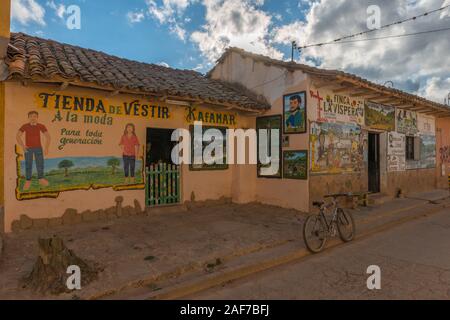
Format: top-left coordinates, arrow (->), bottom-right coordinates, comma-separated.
9,0 -> 450,104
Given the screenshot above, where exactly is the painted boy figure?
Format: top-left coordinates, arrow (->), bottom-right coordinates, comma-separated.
286,95 -> 304,131
16,111 -> 51,191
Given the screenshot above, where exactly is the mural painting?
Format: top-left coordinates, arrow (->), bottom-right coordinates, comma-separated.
283,92 -> 307,134
406,134 -> 436,170
396,109 -> 418,135
256,115 -> 282,178
283,150 -> 308,180
310,122 -> 365,174
419,134 -> 436,169
440,146 -> 450,164
14,92 -> 172,200
417,114 -> 436,136
387,132 -> 406,172
365,102 -> 395,131
309,90 -> 364,126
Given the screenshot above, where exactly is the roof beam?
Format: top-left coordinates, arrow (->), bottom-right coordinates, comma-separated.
108,90 -> 120,97
59,82 -> 69,91
332,86 -> 354,94
349,90 -> 373,97
311,79 -> 336,89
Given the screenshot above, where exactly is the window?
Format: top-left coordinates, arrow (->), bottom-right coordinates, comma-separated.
256,115 -> 282,178
406,136 -> 415,160
189,125 -> 228,171
406,136 -> 421,161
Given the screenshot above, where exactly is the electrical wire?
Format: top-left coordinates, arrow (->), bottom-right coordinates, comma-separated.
297,4 -> 450,50
303,26 -> 450,47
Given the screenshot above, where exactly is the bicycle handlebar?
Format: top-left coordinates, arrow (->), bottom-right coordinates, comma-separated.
323,192 -> 363,199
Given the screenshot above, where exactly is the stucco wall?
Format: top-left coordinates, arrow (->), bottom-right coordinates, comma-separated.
210,51 -> 310,212
2,81 -> 252,232
436,118 -> 450,189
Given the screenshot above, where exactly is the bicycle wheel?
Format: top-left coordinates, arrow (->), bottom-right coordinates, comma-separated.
336,208 -> 355,242
303,214 -> 327,253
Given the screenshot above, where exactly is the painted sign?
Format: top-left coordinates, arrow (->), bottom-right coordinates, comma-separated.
365,102 -> 395,131
283,150 -> 308,180
417,114 -> 436,135
396,109 -> 418,135
387,132 -> 406,172
283,92 -> 307,134
185,106 -> 237,126
14,92 -> 166,200
36,92 -> 171,123
310,122 -> 365,174
310,90 -> 365,125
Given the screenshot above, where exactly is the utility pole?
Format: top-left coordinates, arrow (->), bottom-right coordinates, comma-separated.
291,41 -> 297,62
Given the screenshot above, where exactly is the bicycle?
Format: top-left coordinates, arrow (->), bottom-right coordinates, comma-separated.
303,193 -> 356,253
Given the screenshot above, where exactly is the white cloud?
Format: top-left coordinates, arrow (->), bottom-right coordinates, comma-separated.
158,61 -> 170,67
191,0 -> 283,63
271,0 -> 450,103
127,11 -> 145,24
11,0 -> 46,26
170,23 -> 187,41
147,0 -> 193,24
419,77 -> 450,104
46,1 -> 67,20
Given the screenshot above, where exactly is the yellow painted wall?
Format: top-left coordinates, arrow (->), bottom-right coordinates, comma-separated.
3,81 -> 254,232
0,82 -> 4,205
0,0 -> 10,39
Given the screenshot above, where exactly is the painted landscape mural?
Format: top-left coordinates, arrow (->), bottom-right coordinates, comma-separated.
310,122 -> 365,174
365,102 -> 395,131
17,155 -> 144,196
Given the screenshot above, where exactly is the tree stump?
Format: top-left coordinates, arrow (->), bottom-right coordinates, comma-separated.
22,237 -> 98,295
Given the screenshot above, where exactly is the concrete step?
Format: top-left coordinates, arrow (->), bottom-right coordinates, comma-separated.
368,193 -> 393,206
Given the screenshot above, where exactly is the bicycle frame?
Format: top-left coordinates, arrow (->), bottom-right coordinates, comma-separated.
318,197 -> 339,233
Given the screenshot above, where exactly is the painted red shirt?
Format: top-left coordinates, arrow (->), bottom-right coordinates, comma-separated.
120,134 -> 140,157
19,123 -> 48,148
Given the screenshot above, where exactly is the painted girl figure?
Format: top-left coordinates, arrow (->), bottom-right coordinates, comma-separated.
119,124 -> 140,184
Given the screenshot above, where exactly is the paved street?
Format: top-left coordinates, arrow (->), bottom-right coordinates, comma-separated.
190,207 -> 450,300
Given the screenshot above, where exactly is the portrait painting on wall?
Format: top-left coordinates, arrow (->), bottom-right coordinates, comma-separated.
283,92 -> 307,134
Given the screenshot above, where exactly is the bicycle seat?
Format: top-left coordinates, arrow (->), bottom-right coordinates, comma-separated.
312,201 -> 324,208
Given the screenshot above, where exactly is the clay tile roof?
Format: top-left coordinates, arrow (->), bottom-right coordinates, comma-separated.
5,33 -> 270,111
211,47 -> 450,114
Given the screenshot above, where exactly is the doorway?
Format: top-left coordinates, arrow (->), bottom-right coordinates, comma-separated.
368,133 -> 380,193
146,128 -> 181,207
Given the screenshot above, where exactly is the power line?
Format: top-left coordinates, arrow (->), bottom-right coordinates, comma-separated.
297,4 -> 450,50
302,26 -> 450,47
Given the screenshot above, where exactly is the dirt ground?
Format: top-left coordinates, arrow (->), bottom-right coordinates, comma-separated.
0,202 -> 304,300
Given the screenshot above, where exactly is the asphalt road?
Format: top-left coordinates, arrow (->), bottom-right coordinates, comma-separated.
190,207 -> 450,300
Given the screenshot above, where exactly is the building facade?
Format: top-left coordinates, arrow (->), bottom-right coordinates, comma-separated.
1,2 -> 449,233
209,48 -> 450,208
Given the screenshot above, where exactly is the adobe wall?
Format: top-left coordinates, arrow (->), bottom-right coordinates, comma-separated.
436,118 -> 450,189
2,81 -> 253,232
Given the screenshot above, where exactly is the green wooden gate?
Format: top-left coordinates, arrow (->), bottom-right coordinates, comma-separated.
146,163 -> 181,207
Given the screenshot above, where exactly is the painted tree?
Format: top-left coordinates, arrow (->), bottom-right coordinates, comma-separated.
58,160 -> 74,177
107,157 -> 121,175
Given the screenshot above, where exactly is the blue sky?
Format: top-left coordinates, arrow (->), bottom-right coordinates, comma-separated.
9,0 -> 450,103
11,0 -> 309,72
